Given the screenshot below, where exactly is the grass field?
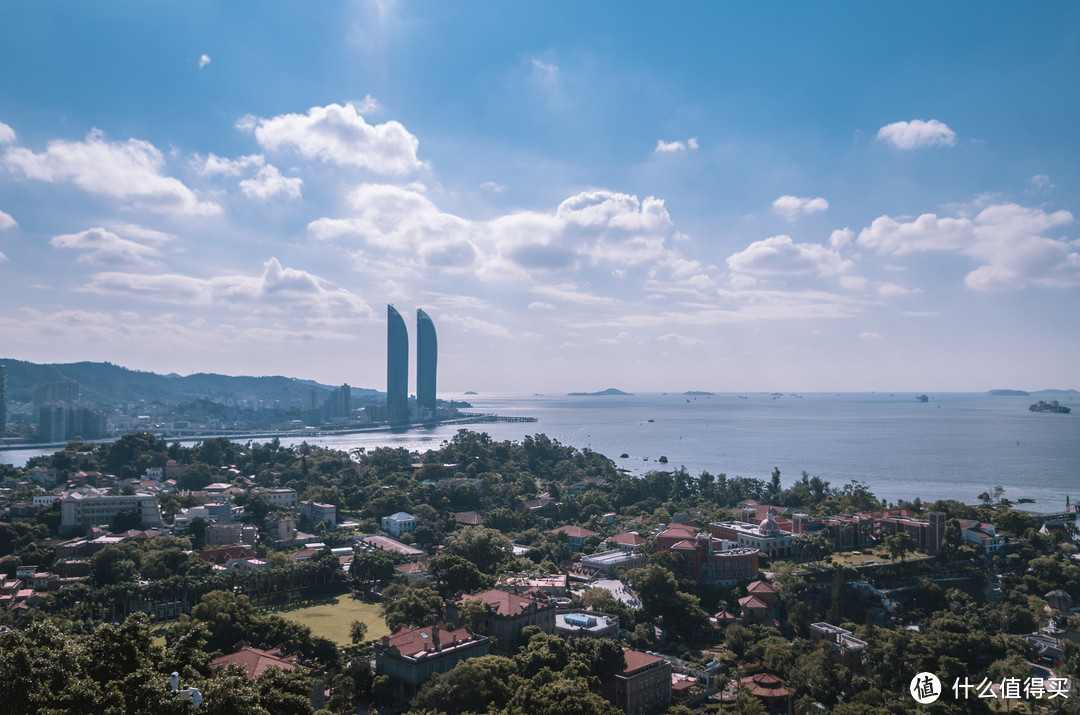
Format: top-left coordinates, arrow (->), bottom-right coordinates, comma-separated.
273,596 -> 390,646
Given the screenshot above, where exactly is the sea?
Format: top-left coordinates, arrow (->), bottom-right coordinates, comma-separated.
4,392 -> 1078,511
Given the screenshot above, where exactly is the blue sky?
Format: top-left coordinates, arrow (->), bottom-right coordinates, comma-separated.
1,2 -> 1078,393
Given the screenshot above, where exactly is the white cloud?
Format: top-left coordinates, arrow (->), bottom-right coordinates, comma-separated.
533,283 -> 617,305
0,209 -> 16,231
528,301 -> 555,310
0,251 -> 6,262
876,119 -> 957,150
531,58 -> 559,82
654,138 -> 699,153
309,185 -> 676,275
772,195 -> 829,220
4,130 -> 220,215
839,275 -> 867,291
859,332 -> 880,340
83,257 -> 372,316
246,102 -> 425,175
726,235 -> 852,276
1028,174 -> 1054,192
51,227 -> 162,266
829,228 -> 854,249
197,152 -> 265,176
239,164 -> 303,200
480,181 -> 506,193
0,122 -> 15,145
50,227 -> 160,267
857,203 -> 1079,289
439,314 -> 513,338
198,54 -> 211,69
877,282 -> 922,296
658,332 -> 705,346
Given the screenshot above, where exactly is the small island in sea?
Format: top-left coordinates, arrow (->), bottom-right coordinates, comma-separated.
1029,399 -> 1071,414
916,394 -> 929,403
989,389 -> 1030,396
567,388 -> 632,396
682,390 -> 714,396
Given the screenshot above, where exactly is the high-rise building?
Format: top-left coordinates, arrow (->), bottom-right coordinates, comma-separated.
387,304 -> 409,424
416,309 -> 437,420
0,364 -> 6,437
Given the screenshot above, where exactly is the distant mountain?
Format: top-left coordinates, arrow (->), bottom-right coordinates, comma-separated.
1032,388 -> 1079,395
988,389 -> 1030,396
0,358 -> 379,405
683,391 -> 714,396
567,388 -> 632,396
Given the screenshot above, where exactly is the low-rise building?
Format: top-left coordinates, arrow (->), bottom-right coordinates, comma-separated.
262,487 -> 298,508
300,500 -> 336,528
550,525 -> 599,551
810,622 -> 868,672
382,511 -> 419,537
581,549 -> 648,577
204,523 -> 258,547
709,517 -> 793,558
555,611 -> 619,639
603,648 -> 671,714
958,519 -> 1007,553
450,588 -> 556,654
374,624 -> 489,700
59,488 -> 164,533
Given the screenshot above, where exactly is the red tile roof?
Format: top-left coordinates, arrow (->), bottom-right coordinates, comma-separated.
746,580 -> 776,595
211,646 -> 298,679
458,588 -> 548,617
384,624 -> 477,658
551,525 -> 598,538
622,648 -> 666,674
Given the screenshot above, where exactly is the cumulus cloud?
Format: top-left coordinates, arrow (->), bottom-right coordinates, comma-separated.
877,282 -> 922,296
0,209 -> 16,231
198,54 -> 211,69
658,332 -> 705,346
480,181 -> 505,193
51,227 -> 163,266
726,235 -> 853,276
0,122 -> 15,145
876,119 -> 957,150
528,301 -> 555,310
4,130 -> 219,215
829,228 -> 854,249
1028,174 -> 1054,192
197,153 -> 265,176
772,195 -> 829,220
83,257 -> 372,316
239,164 -> 303,200
309,185 -> 677,276
245,102 -> 425,175
857,203 -> 1079,289
655,138 -> 699,154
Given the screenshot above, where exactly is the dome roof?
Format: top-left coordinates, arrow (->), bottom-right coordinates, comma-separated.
758,514 -> 780,536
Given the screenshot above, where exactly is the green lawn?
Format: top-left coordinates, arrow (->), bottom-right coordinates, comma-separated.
272,596 -> 390,646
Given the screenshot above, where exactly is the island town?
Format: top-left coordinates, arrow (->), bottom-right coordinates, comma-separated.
0,430 -> 1077,714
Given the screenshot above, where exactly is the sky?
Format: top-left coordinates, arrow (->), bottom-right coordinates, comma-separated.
1,2 -> 1078,394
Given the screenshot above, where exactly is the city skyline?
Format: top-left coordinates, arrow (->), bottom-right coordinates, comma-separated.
1,4 -> 1078,393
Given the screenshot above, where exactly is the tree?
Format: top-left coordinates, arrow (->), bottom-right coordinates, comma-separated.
441,526 -> 512,575
349,620 -> 368,645
110,508 -> 142,533
884,532 -> 916,562
381,587 -> 445,630
428,553 -> 493,597
793,534 -> 832,563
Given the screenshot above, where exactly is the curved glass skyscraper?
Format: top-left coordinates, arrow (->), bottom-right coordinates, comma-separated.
416,309 -> 437,419
386,305 -> 409,424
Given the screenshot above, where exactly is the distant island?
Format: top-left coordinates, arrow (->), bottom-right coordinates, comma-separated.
464,391 -> 478,395
916,394 -> 929,403
682,391 -> 714,396
567,388 -> 632,396
1029,400 -> 1071,414
988,389 -> 1030,396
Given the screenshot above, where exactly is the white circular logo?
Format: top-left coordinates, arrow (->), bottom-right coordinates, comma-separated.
910,672 -> 941,704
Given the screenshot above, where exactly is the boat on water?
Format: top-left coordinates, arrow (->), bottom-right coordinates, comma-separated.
1029,400 -> 1071,414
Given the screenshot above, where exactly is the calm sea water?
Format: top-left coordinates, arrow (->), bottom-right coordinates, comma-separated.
4,392 -> 1078,510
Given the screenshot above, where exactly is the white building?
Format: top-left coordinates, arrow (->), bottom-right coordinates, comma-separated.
381,511 -> 419,537
261,487 -> 298,508
60,488 -> 164,533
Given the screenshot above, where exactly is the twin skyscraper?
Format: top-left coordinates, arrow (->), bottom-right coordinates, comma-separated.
387,305 -> 437,424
